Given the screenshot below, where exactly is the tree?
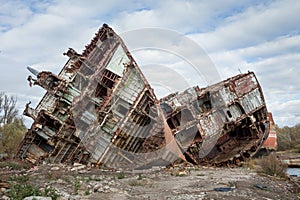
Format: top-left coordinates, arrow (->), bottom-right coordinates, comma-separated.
0,92 -> 26,156
0,92 -> 18,125
0,118 -> 26,156
276,124 -> 300,152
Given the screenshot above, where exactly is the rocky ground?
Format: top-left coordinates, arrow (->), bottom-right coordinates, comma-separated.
0,160 -> 299,200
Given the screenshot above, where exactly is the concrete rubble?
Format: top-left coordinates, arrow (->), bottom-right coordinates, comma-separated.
16,24 -> 270,170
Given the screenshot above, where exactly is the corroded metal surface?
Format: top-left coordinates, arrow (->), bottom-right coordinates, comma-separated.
160,72 -> 269,165
17,24 -> 269,169
17,24 -> 181,170
261,112 -> 277,150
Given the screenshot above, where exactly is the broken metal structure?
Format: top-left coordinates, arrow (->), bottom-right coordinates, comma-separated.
16,24 -> 269,169
261,112 -> 277,151
160,72 -> 269,165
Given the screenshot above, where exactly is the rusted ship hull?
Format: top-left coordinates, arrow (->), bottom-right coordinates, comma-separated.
16,24 -> 269,169
160,72 -> 269,165
17,24 -> 182,170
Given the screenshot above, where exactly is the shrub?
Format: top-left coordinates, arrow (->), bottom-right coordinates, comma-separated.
9,183 -> 40,200
9,183 -> 59,200
256,153 -> 287,178
0,118 -> 26,157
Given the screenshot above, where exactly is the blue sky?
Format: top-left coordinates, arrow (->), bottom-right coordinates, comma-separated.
0,0 -> 299,127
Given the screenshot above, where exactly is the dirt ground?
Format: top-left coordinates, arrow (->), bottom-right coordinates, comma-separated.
0,161 -> 299,200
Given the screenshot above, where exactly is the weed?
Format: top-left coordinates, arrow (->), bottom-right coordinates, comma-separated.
64,177 -> 70,184
84,190 -> 91,196
175,173 -> 186,177
9,183 -> 59,200
9,183 -> 40,200
197,174 -> 205,176
117,172 -> 125,179
43,187 -> 60,200
9,175 -> 29,183
74,178 -> 81,194
0,161 -> 30,170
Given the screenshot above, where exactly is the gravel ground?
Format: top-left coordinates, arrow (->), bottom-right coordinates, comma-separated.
0,161 -> 299,200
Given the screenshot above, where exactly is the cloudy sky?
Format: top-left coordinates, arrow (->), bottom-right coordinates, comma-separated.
0,0 -> 299,127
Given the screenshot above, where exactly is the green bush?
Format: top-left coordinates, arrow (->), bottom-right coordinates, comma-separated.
9,183 -> 59,200
0,118 -> 26,157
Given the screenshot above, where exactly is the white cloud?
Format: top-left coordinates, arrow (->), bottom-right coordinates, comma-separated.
191,0 -> 300,51
206,34 -> 300,76
269,100 -> 300,127
112,0 -> 262,33
0,0 -> 299,127
0,1 -> 33,31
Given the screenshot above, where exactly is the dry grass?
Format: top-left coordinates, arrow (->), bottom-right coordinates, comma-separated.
256,153 -> 287,178
243,159 -> 256,169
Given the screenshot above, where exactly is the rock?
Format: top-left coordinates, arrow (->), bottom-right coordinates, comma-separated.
0,187 -> 6,193
2,195 -> 9,200
57,197 -> 68,200
71,165 -> 85,171
110,187 -> 119,192
93,184 -> 110,193
0,182 -> 10,188
23,196 -> 52,200
93,183 -> 102,192
73,162 -> 82,166
179,171 -> 188,176
78,169 -> 88,174
56,179 -> 63,184
51,166 -> 60,171
103,185 -> 110,190
57,191 -> 71,199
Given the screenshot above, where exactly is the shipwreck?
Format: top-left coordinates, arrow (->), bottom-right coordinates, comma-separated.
16,24 -> 270,170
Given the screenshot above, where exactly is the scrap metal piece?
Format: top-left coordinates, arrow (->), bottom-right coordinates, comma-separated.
16,24 -> 269,169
